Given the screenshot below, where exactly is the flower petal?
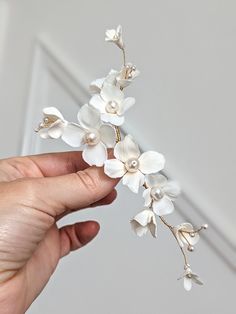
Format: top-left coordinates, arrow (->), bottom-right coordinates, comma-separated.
162,181 -> 181,199
143,188 -> 152,207
77,104 -> 101,130
139,151 -> 165,174
116,78 -> 132,88
152,196 -> 174,216
181,231 -> 200,246
130,221 -> 148,237
132,209 -> 150,226
99,124 -> 116,148
131,209 -> 157,238
89,78 -> 105,94
43,107 -> 64,120
104,159 -> 126,178
61,123 -> 85,147
114,135 -> 140,162
145,174 -> 168,188
82,142 -> 107,167
89,94 -> 106,113
184,277 -> 192,291
38,128 -> 50,139
122,171 -> 145,193
192,275 -> 203,286
101,84 -> 124,103
149,216 -> 157,238
101,113 -> 124,126
179,223 -> 194,232
118,97 -> 135,115
105,29 -> 116,41
106,69 -> 118,84
48,120 -> 65,139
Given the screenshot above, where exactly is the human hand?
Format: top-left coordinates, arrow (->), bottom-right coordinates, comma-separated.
0,151 -> 118,314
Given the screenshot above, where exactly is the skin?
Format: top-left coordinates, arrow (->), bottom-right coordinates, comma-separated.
0,151 -> 119,314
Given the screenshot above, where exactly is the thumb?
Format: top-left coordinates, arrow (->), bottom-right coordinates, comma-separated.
19,166 -> 119,217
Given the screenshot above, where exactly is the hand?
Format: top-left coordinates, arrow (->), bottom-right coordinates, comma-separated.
0,151 -> 118,314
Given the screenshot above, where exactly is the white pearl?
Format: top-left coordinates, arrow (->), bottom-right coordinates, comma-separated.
105,101 -> 119,114
187,245 -> 195,252
42,116 -> 58,128
84,131 -> 100,146
125,158 -> 139,173
150,187 -> 164,201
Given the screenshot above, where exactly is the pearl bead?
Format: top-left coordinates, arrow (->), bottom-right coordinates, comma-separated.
186,273 -> 192,278
188,245 -> 195,252
190,232 -> 195,237
125,158 -> 139,173
105,101 -> 119,114
202,224 -> 208,230
42,116 -> 58,128
84,131 -> 100,146
150,187 -> 164,201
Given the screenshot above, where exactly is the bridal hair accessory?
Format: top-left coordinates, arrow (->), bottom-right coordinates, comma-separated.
36,25 -> 208,291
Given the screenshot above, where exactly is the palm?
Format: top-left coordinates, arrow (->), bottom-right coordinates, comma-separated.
0,152 -> 116,313
0,157 -> 63,313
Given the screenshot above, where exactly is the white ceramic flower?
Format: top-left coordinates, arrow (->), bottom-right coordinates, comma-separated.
89,64 -> 139,93
104,135 -> 165,193
116,63 -> 140,88
37,107 -> 67,139
89,70 -> 118,94
143,174 -> 180,216
173,223 -> 200,250
89,84 -> 135,126
105,25 -> 124,49
130,209 -> 157,238
62,104 -> 116,167
178,268 -> 203,291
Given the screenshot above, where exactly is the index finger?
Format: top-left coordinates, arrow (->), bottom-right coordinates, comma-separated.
27,151 -> 88,177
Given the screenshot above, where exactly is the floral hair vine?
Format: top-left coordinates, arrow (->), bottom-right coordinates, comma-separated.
36,25 -> 208,291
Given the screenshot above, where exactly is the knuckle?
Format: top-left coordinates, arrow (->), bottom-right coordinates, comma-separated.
75,169 -> 99,195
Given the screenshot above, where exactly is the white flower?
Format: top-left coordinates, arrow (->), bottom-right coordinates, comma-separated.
143,174 -> 180,216
89,64 -> 140,93
116,63 -> 140,88
89,84 -> 135,126
62,104 -> 116,167
105,25 -> 124,49
173,223 -> 200,250
104,135 -> 165,193
89,70 -> 118,94
37,107 -> 67,139
130,209 -> 157,238
178,268 -> 203,291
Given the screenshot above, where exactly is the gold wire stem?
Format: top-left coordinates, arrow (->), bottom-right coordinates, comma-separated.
159,216 -> 189,267
115,126 -> 121,143
113,47 -> 127,144
122,48 -> 126,66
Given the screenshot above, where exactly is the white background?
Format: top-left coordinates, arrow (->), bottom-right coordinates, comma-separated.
0,1 -> 235,313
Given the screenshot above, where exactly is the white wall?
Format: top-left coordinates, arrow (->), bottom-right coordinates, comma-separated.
0,1 -> 235,313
